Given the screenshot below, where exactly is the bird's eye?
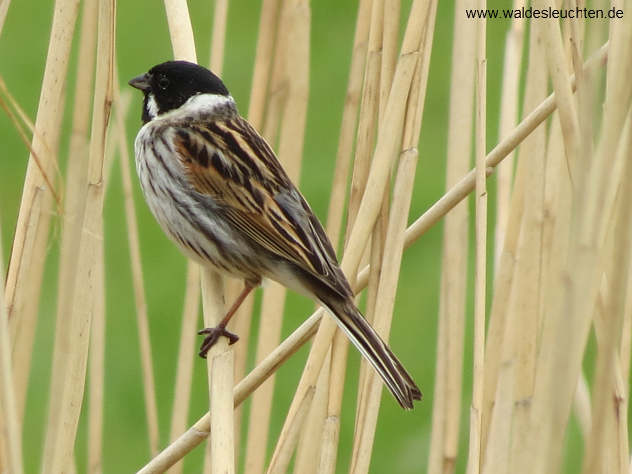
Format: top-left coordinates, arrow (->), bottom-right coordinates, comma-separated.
158,76 -> 169,90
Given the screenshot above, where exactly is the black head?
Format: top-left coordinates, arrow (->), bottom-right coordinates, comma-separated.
129,61 -> 230,123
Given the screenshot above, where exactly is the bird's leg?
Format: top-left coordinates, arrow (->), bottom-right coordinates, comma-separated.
198,281 -> 256,358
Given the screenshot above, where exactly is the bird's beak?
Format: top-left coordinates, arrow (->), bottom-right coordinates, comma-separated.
129,73 -> 151,92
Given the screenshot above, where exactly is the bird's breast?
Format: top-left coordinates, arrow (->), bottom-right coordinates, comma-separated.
132,124 -> 264,281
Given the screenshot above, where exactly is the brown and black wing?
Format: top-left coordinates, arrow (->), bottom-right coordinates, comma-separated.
171,116 -> 352,299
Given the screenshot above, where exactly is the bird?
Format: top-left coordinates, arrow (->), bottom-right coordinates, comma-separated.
128,60 -> 421,409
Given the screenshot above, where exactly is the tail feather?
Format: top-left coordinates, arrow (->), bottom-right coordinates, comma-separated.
323,298 -> 422,409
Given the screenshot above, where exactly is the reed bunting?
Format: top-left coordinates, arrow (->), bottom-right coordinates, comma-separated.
129,61 -> 421,409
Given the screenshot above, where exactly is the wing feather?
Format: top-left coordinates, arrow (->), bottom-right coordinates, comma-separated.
172,117 -> 351,298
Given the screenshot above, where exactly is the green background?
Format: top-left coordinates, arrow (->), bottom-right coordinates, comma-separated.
0,1 -> 585,473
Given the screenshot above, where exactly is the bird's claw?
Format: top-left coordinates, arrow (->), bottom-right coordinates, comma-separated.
198,326 -> 239,358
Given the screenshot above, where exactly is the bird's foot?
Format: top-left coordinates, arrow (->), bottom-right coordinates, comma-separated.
197,326 -> 239,358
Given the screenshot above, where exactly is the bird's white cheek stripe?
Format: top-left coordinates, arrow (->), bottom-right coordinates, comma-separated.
146,94 -> 159,119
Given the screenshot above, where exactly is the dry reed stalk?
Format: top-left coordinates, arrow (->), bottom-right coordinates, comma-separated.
492,11 -> 549,466
84,89 -> 127,474
588,275 -> 622,473
404,41 -> 608,249
481,15 -> 548,470
44,2 -> 98,468
209,0 -> 228,73
259,5 -> 290,144
323,0 -> 370,247
365,201 -> 388,321
481,362 -> 515,474
0,0 -> 9,37
493,0 -> 524,269
536,0 -> 581,170
168,262 -> 200,471
114,75 -> 160,456
243,2 -> 310,472
343,0 -> 427,279
540,13 -> 582,353
585,206 -> 631,473
315,329 -> 347,474
43,0 -> 114,470
0,242 -> 23,474
295,0 -> 373,467
621,263 -> 632,377
45,1 -> 97,466
87,214 -> 106,474
514,13 -> 631,474
265,318 -> 335,471
53,0 -> 96,380
503,26 -> 547,469
0,218 -> 5,471
163,0 -> 197,61
226,279 -> 253,466
243,280 -> 288,473
480,135 -> 527,471
351,4 -> 434,468
335,0 -> 387,450
465,3 -> 487,472
247,0 -> 280,129
210,349 -> 235,470
346,0 -> 383,233
353,0 -> 393,432
427,1 -> 474,472
293,354 -> 330,474
540,113 -> 569,337
266,386 -> 316,474
618,156 -> 632,471
6,0 -> 80,424
0,73 -> 57,474
567,14 -> 594,173
539,0 -> 585,162
244,278 -> 289,471
350,150 -> 419,474
200,268 -> 234,474
542,22 -> 597,449
615,328 -> 631,472
582,105 -> 632,474
275,0 -> 309,174
379,0 -> 400,118
139,44 -> 611,470
317,0 -> 388,468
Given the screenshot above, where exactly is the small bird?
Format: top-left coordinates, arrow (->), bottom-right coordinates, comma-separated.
129,60 -> 421,409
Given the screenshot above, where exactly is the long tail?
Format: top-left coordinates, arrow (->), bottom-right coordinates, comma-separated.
322,297 -> 422,409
